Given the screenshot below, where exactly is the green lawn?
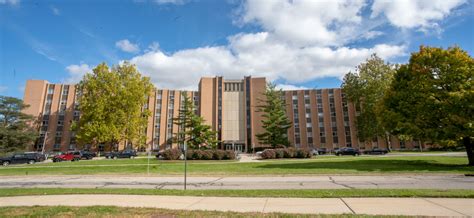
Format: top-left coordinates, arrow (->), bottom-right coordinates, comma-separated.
0,156 -> 471,176
0,206 -> 405,218
1,188 -> 473,198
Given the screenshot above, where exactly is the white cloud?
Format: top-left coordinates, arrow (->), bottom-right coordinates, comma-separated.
115,39 -> 140,53
239,0 -> 370,46
0,85 -> 7,93
129,33 -> 406,90
154,0 -> 186,5
51,6 -> 60,15
276,84 -> 309,91
65,64 -> 92,83
361,31 -> 384,40
0,0 -> 19,5
371,0 -> 466,30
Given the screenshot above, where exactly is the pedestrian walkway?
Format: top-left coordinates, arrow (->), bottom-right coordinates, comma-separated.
0,195 -> 472,216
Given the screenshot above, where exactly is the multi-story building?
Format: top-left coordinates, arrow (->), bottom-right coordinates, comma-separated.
23,76 -> 420,153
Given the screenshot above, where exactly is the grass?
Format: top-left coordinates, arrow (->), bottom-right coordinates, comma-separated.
1,188 -> 473,198
0,155 -> 472,176
0,206 -> 406,217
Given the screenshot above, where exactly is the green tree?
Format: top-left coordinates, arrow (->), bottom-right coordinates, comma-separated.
382,46 -> 474,165
341,54 -> 396,148
0,96 -> 37,154
256,83 -> 292,148
73,62 -> 153,150
173,92 -> 217,149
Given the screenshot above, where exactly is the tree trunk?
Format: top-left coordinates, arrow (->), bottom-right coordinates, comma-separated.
463,136 -> 473,166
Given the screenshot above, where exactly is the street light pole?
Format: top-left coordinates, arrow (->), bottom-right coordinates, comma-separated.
184,141 -> 187,190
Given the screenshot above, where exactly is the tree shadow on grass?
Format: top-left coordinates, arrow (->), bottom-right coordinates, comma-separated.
256,159 -> 474,173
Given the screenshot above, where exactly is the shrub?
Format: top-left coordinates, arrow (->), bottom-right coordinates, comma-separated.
213,150 -> 226,160
201,150 -> 213,160
274,149 -> 285,158
283,147 -> 296,158
223,150 -> 236,160
295,148 -> 313,158
162,148 -> 182,160
192,150 -> 203,160
261,149 -> 276,159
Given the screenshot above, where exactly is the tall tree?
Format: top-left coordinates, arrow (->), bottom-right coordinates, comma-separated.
256,83 -> 292,148
173,92 -> 217,149
73,62 -> 153,150
382,46 -> 474,165
341,54 -> 396,147
0,96 -> 37,154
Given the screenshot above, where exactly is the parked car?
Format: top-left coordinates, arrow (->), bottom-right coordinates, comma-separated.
78,150 -> 97,160
310,149 -> 319,156
364,148 -> 389,155
317,148 -> 327,155
1,153 -> 41,166
335,147 -> 361,156
53,152 -> 81,162
24,152 -> 46,162
105,150 -> 137,159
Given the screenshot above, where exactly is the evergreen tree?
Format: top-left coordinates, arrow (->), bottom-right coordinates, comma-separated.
0,96 -> 37,154
256,83 -> 292,148
173,93 -> 217,149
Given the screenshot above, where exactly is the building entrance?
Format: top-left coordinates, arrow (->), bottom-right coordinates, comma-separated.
225,143 -> 245,153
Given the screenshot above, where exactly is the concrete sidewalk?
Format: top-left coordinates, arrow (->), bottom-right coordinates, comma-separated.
0,195 -> 472,216
1,175 -> 473,190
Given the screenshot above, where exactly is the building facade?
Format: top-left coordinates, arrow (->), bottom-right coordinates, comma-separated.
23,76 -> 420,153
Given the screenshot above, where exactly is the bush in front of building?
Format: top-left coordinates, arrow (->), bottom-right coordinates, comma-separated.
274,148 -> 285,158
283,147 -> 296,158
223,150 -> 236,160
162,148 -> 182,160
179,149 -> 236,160
261,149 -> 276,159
296,148 -> 313,158
201,150 -> 214,160
213,150 -> 226,160
261,148 -> 312,159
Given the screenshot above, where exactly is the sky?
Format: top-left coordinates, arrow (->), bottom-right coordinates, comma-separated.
1,0 -> 473,98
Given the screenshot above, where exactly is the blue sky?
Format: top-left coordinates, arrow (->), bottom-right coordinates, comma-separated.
1,0 -> 473,98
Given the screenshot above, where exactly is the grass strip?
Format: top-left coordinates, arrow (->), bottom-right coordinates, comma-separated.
0,188 -> 473,198
0,206 -> 408,217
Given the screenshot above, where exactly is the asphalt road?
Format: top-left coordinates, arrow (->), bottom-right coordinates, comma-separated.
0,175 -> 472,190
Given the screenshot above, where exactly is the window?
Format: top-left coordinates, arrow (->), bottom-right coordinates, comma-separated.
308,137 -> 313,144
292,95 -> 298,100
319,122 -> 324,127
332,131 -> 338,137
306,123 -> 312,128
318,112 -> 324,117
57,120 -> 64,126
305,113 -> 311,118
47,85 -> 55,94
344,121 -> 350,126
331,122 -> 337,127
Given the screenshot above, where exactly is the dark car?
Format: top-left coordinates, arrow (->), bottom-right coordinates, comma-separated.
105,150 -> 137,159
335,147 -> 361,156
1,153 -> 40,166
317,148 -> 327,155
53,152 -> 81,162
24,152 -> 46,162
78,150 -> 97,160
364,148 -> 389,155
